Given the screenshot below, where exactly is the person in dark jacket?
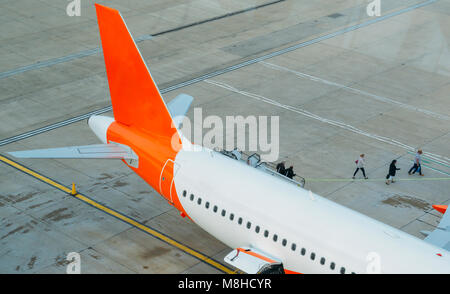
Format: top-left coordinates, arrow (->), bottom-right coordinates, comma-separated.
276,161 -> 286,176
386,160 -> 400,185
285,166 -> 296,179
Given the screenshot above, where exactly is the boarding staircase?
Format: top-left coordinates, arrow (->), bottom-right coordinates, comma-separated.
214,148 -> 306,188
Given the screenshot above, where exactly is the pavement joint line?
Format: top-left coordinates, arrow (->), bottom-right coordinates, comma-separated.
0,0 -> 286,81
400,213 -> 430,230
305,177 -> 450,182
205,78 -> 450,167
0,0 -> 438,147
206,79 -> 410,147
416,218 -> 438,229
0,154 -> 234,274
260,61 -> 450,122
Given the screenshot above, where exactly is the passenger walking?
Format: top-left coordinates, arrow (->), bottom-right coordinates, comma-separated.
285,166 -> 296,179
352,154 -> 368,179
408,149 -> 424,176
276,161 -> 286,176
386,160 -> 400,185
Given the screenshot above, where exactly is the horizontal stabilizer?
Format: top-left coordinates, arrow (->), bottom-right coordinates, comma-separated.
8,142 -> 137,160
167,94 -> 193,129
424,205 -> 450,251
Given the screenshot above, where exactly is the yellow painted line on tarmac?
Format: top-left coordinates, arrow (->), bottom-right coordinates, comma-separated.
0,154 -> 234,274
0,155 -> 72,193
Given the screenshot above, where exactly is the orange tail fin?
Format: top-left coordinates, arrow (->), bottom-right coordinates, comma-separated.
95,4 -> 174,136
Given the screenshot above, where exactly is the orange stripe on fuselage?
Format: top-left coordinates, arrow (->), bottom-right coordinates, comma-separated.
284,269 -> 302,274
107,122 -> 189,218
236,248 -> 302,274
236,248 -> 276,264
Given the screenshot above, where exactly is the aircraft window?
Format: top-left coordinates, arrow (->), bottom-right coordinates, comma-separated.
230,213 -> 234,221
282,239 -> 287,247
246,222 -> 251,229
301,248 -> 306,256
238,217 -> 243,225
320,257 -> 325,265
273,234 -> 278,242
351,272 -> 356,274
197,198 -> 202,205
330,262 -> 335,270
340,267 -> 345,274
205,202 -> 210,209
190,194 -> 194,201
291,244 -> 296,251
255,226 -> 260,233
213,205 -> 218,213
183,190 -> 187,197
310,253 -> 315,260
221,209 -> 226,217
264,230 -> 269,238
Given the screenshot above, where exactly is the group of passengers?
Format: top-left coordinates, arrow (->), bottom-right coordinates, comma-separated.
274,149 -> 425,185
275,162 -> 296,179
353,149 -> 424,185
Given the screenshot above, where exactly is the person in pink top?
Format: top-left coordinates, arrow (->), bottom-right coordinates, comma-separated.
352,154 -> 368,179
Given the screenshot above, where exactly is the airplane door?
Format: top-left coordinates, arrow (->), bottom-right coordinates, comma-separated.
159,159 -> 180,204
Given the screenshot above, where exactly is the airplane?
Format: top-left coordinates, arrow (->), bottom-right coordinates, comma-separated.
8,4 -> 450,274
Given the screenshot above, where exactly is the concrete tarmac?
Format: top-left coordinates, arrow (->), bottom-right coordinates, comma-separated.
0,0 -> 449,273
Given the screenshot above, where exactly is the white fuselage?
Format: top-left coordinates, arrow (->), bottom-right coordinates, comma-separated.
174,145 -> 450,274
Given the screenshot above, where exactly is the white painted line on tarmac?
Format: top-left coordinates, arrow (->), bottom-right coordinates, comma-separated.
409,160 -> 450,177
0,0 -> 440,147
260,61 -> 450,122
205,79 -> 450,166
